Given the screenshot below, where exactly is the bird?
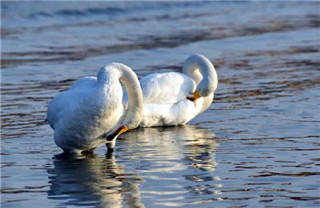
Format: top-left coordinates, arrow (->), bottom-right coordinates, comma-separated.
46,63 -> 143,154
124,54 -> 218,127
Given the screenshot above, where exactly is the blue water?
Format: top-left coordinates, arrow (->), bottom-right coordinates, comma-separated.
1,1 -> 320,207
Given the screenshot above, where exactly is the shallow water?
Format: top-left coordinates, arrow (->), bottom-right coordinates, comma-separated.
1,1 -> 320,207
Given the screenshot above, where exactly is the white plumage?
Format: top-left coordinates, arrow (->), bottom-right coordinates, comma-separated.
47,63 -> 143,154
124,54 -> 218,127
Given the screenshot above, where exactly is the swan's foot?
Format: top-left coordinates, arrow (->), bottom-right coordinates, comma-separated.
187,90 -> 201,102
106,125 -> 129,141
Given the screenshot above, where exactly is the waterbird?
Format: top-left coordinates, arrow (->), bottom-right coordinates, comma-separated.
124,54 -> 218,127
46,63 -> 143,154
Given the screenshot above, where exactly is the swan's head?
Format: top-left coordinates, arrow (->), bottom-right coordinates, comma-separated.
186,67 -> 218,102
184,54 -> 218,102
187,77 -> 217,101
196,79 -> 215,97
187,82 -> 212,101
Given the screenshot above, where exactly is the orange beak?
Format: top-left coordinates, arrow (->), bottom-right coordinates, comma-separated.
106,125 -> 130,141
187,90 -> 201,102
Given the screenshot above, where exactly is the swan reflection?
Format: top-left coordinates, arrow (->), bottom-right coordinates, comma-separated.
120,125 -> 221,205
47,152 -> 145,208
120,125 -> 219,172
48,126 -> 219,207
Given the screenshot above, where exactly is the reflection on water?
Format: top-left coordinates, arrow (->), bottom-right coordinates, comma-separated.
48,153 -> 144,208
47,126 -> 219,207
123,126 -> 218,172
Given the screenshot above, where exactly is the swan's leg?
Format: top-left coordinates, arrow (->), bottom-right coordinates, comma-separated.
187,90 -> 201,102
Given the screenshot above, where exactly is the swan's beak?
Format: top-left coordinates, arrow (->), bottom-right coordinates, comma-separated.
106,125 -> 130,141
187,90 -> 201,102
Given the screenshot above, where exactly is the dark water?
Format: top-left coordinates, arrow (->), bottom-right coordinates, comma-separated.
1,1 -> 320,207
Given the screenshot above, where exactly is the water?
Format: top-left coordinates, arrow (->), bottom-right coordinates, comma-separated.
1,1 -> 320,207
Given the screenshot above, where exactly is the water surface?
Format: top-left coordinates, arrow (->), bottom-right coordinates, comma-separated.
1,1 -> 320,207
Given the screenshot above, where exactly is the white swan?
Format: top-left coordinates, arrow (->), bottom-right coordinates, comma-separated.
124,54 -> 218,127
46,63 -> 143,154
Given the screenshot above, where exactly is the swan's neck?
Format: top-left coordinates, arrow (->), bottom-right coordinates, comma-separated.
182,54 -> 218,96
183,62 -> 202,86
98,63 -> 143,128
114,63 -> 143,129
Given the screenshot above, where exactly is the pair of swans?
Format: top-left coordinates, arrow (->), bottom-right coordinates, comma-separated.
47,54 -> 218,154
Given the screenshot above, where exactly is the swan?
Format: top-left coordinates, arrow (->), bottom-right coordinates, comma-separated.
124,54 -> 218,127
46,63 -> 143,154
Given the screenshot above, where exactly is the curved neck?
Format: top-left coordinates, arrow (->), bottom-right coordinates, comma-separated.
182,54 -> 218,95
101,63 -> 143,129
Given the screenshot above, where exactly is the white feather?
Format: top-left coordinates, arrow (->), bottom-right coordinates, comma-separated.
124,54 -> 217,127
47,63 -> 143,153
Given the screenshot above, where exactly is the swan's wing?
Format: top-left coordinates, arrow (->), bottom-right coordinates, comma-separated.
47,91 -> 72,129
140,72 -> 196,104
47,77 -> 97,129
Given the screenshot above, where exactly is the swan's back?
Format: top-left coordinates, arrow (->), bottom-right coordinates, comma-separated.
70,76 -> 97,90
139,72 -> 196,104
47,77 -> 97,129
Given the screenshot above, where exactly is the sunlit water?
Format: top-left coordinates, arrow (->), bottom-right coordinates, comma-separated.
1,1 -> 320,207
